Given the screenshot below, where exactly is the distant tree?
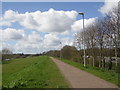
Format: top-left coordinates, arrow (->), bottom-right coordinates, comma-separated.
2,48 -> 13,54
61,45 -> 79,62
2,48 -> 13,61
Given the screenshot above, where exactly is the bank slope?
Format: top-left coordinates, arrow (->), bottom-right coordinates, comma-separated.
2,56 -> 68,88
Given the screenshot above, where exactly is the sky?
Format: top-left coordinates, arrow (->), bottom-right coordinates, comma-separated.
0,0 -> 119,54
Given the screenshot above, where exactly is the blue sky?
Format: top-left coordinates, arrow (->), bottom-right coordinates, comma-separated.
2,2 -> 104,34
2,2 -> 104,18
1,2 -> 107,54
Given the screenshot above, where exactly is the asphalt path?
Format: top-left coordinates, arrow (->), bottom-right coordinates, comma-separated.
50,57 -> 118,88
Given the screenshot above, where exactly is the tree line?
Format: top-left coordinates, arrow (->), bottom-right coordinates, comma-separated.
46,6 -> 120,71
74,6 -> 120,69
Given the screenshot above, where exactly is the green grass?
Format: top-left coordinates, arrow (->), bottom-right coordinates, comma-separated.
0,64 -> 2,88
2,56 -> 69,88
56,57 -> 119,87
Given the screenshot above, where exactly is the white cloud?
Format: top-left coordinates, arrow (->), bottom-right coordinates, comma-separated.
0,10 -> 19,26
14,32 -> 60,54
1,9 -> 78,33
14,31 -> 43,54
0,17 -> 11,26
0,27 -> 74,54
0,42 -> 14,51
44,34 -> 60,46
71,17 -> 97,32
0,8 -> 101,53
99,0 -> 119,14
60,31 -> 71,35
15,42 -> 42,54
0,28 -> 25,41
43,33 -> 74,51
13,32 -> 73,54
0,21 -> 11,26
3,10 -> 18,21
27,31 -> 43,44
61,37 -> 74,46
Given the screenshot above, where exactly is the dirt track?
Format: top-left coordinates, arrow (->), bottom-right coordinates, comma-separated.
50,57 -> 118,88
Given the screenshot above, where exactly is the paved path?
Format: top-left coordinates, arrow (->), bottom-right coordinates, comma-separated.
50,57 -> 118,88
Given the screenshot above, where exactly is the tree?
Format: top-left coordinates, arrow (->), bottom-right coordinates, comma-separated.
2,48 -> 13,61
73,5 -> 120,70
74,31 -> 84,50
2,48 -> 13,54
95,19 -> 107,68
61,45 -> 80,62
85,24 -> 97,67
104,6 -> 120,67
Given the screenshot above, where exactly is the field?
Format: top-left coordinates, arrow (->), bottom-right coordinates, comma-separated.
57,57 -> 119,86
2,56 -> 69,88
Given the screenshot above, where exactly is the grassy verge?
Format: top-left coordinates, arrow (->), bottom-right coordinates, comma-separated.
55,57 -> 119,87
2,56 -> 69,88
0,64 -> 2,88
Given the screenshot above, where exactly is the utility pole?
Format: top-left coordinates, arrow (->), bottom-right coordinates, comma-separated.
78,12 -> 86,67
60,42 -> 62,59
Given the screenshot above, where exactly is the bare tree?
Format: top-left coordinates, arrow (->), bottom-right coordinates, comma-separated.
2,48 -> 13,61
95,19 -> 106,68
2,48 -> 13,54
74,31 -> 84,50
73,5 -> 120,69
105,6 -> 120,67
85,24 -> 97,67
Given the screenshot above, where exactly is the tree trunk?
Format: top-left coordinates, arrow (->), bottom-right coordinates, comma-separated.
93,57 -> 95,67
99,46 -> 102,68
108,57 -> 112,70
115,47 -> 118,67
102,58 -> 105,68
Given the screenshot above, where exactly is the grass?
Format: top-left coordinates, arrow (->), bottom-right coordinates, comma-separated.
2,56 -> 69,88
0,64 -> 2,88
56,57 -> 119,87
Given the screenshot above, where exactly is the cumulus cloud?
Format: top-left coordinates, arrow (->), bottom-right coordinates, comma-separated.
7,31 -> 72,54
0,28 -> 25,41
14,31 -> 43,54
0,8 -> 100,53
0,42 -> 14,51
14,32 -> 59,54
43,33 -> 73,51
44,34 -> 60,46
0,20 -> 11,26
15,42 -> 42,54
71,17 -> 97,32
0,27 -> 73,54
0,10 -> 19,26
27,31 -> 43,44
99,0 -> 119,14
1,9 -> 78,33
4,10 -> 18,20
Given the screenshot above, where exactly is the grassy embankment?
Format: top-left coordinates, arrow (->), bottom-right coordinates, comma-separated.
2,56 -> 69,88
55,57 -> 119,87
